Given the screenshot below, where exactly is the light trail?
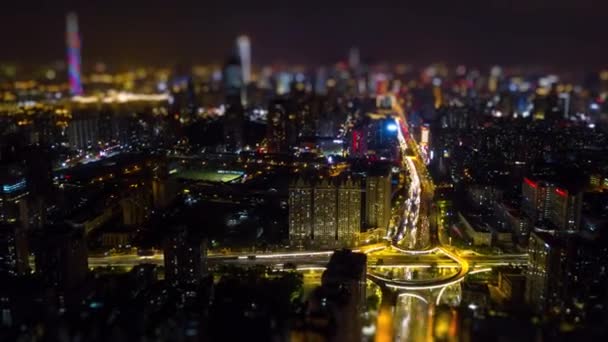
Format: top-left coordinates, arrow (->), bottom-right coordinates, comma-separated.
397,293 -> 428,304
436,284 -> 449,306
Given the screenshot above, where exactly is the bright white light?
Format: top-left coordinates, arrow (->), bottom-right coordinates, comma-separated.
386,123 -> 398,132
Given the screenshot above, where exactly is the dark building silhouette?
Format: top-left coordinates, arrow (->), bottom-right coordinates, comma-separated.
163,226 -> 208,287
34,225 -> 88,290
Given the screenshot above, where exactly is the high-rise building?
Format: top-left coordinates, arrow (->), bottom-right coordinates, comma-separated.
521,177 -> 550,222
526,231 -> 608,319
0,165 -> 29,230
266,99 -> 288,153
34,225 -> 88,290
288,178 -> 313,248
66,12 -> 83,96
313,177 -> 337,248
0,223 -> 29,277
548,186 -> 582,231
65,113 -> 99,150
348,47 -> 360,70
521,177 -> 582,231
289,175 -> 362,249
525,231 -> 563,313
337,176 -> 361,247
163,226 -> 208,287
236,35 -> 251,107
222,55 -> 244,151
365,166 -> 391,230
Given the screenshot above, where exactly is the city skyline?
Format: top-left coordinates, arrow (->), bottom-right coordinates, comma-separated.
2,1 -> 608,67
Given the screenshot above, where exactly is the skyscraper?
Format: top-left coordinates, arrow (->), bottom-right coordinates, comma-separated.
163,226 -> 208,287
0,223 -> 29,277
548,186 -> 582,231
289,175 -> 362,249
34,225 -> 88,290
521,177 -> 550,222
222,55 -> 244,151
526,231 -> 608,319
348,47 -> 360,70
288,178 -> 313,248
365,166 -> 391,230
236,35 -> 251,86
313,177 -> 337,248
66,12 -> 83,96
337,176 -> 361,247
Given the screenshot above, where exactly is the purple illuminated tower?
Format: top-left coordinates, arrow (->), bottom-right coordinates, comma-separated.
66,12 -> 83,96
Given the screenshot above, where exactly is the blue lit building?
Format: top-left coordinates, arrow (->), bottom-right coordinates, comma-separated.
0,165 -> 29,227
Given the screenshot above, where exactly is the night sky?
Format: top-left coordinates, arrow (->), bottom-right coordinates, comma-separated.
2,0 -> 606,67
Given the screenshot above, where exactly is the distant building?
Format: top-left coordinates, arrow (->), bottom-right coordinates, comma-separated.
266,99 -> 289,153
365,166 -> 391,230
163,227 -> 208,287
222,55 -> 245,151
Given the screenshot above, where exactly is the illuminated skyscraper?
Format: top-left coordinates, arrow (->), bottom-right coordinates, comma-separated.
313,178 -> 337,248
66,12 -> 83,96
288,178 -> 313,249
365,167 -> 391,230
337,177 -> 361,247
236,35 -> 251,106
289,176 -> 362,249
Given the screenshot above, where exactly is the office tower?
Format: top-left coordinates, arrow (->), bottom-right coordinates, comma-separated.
236,35 -> 251,107
521,177 -> 550,222
66,12 -> 83,96
288,178 -> 313,248
548,186 -> 582,231
34,225 -> 88,290
365,166 -> 391,230
337,176 -> 361,247
0,223 -> 29,276
313,177 -> 337,248
163,226 -> 208,287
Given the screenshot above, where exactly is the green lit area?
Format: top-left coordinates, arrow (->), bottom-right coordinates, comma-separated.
174,169 -> 244,183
